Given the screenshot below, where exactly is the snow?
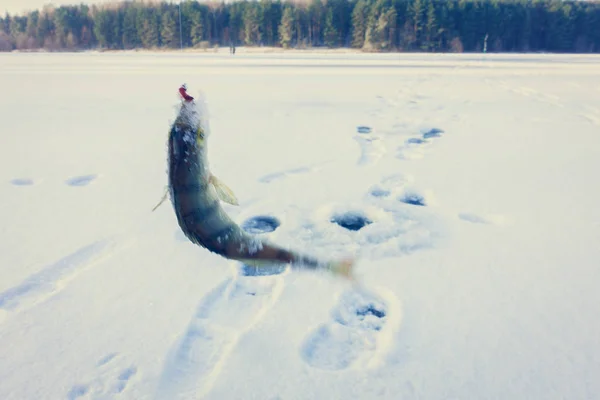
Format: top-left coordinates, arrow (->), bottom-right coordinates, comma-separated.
1,51 -> 599,400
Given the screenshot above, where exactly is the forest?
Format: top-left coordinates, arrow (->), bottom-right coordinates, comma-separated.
1,0 -> 599,53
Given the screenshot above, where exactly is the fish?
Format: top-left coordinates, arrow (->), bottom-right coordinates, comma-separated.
154,85 -> 354,279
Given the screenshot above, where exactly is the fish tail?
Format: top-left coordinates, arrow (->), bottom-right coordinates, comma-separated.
325,258 -> 355,280
236,241 -> 355,280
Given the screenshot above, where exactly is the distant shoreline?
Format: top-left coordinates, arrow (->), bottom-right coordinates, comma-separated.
6,46 -> 600,58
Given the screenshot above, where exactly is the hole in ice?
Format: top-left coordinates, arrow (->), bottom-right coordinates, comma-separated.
241,215 -> 280,234
66,174 -> 98,187
422,128 -> 444,139
10,178 -> 34,186
331,211 -> 372,231
406,138 -> 426,144
240,263 -> 287,277
370,188 -> 391,198
357,126 -> 372,134
356,304 -> 386,319
400,192 -> 426,206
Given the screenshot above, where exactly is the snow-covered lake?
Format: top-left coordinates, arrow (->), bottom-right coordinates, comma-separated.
1,51 -> 599,400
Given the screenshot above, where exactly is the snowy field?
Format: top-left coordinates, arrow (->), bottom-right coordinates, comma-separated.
1,51 -> 599,400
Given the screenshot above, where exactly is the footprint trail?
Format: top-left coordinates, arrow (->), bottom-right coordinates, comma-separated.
0,239 -> 122,321
156,215 -> 287,399
156,273 -> 285,399
354,126 -> 387,166
67,353 -> 138,399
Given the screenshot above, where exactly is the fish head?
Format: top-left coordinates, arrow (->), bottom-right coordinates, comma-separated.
175,101 -> 209,143
170,86 -> 212,156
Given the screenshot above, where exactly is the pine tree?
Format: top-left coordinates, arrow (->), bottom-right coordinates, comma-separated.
279,6 -> 295,48
25,11 -> 39,47
1,13 -> 9,34
351,0 -> 368,48
324,8 -> 338,47
243,4 -> 261,45
308,0 -> 325,46
0,14 -> 12,51
93,9 -> 113,49
424,1 -> 437,51
411,0 -> 425,49
139,9 -> 159,48
295,5 -> 308,48
2,0 -> 600,54
161,9 -> 178,48
190,10 -> 204,47
260,0 -> 280,46
122,5 -> 140,49
384,6 -> 397,50
228,3 -> 244,46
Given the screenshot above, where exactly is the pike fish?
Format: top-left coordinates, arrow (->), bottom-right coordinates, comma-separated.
154,86 -> 353,279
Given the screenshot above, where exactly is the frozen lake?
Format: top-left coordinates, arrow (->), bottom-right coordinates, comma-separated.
1,51 -> 599,400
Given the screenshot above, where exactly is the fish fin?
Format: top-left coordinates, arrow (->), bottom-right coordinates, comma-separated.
210,175 -> 239,206
152,187 -> 169,212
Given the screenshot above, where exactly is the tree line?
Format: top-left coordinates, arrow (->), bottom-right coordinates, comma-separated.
1,0 -> 599,53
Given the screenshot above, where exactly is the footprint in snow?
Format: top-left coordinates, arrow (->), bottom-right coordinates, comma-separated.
0,239 -> 118,321
298,185 -> 436,260
67,384 -> 88,400
397,127 -> 444,160
363,175 -> 439,258
114,366 -> 138,393
66,174 -> 98,187
367,173 -> 413,200
459,212 -> 509,226
9,175 -> 100,187
97,352 -> 118,366
67,353 -> 138,399
156,270 -> 285,399
259,164 -> 324,184
578,109 -> 600,126
10,178 -> 36,186
354,125 -> 386,166
301,287 -> 401,371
